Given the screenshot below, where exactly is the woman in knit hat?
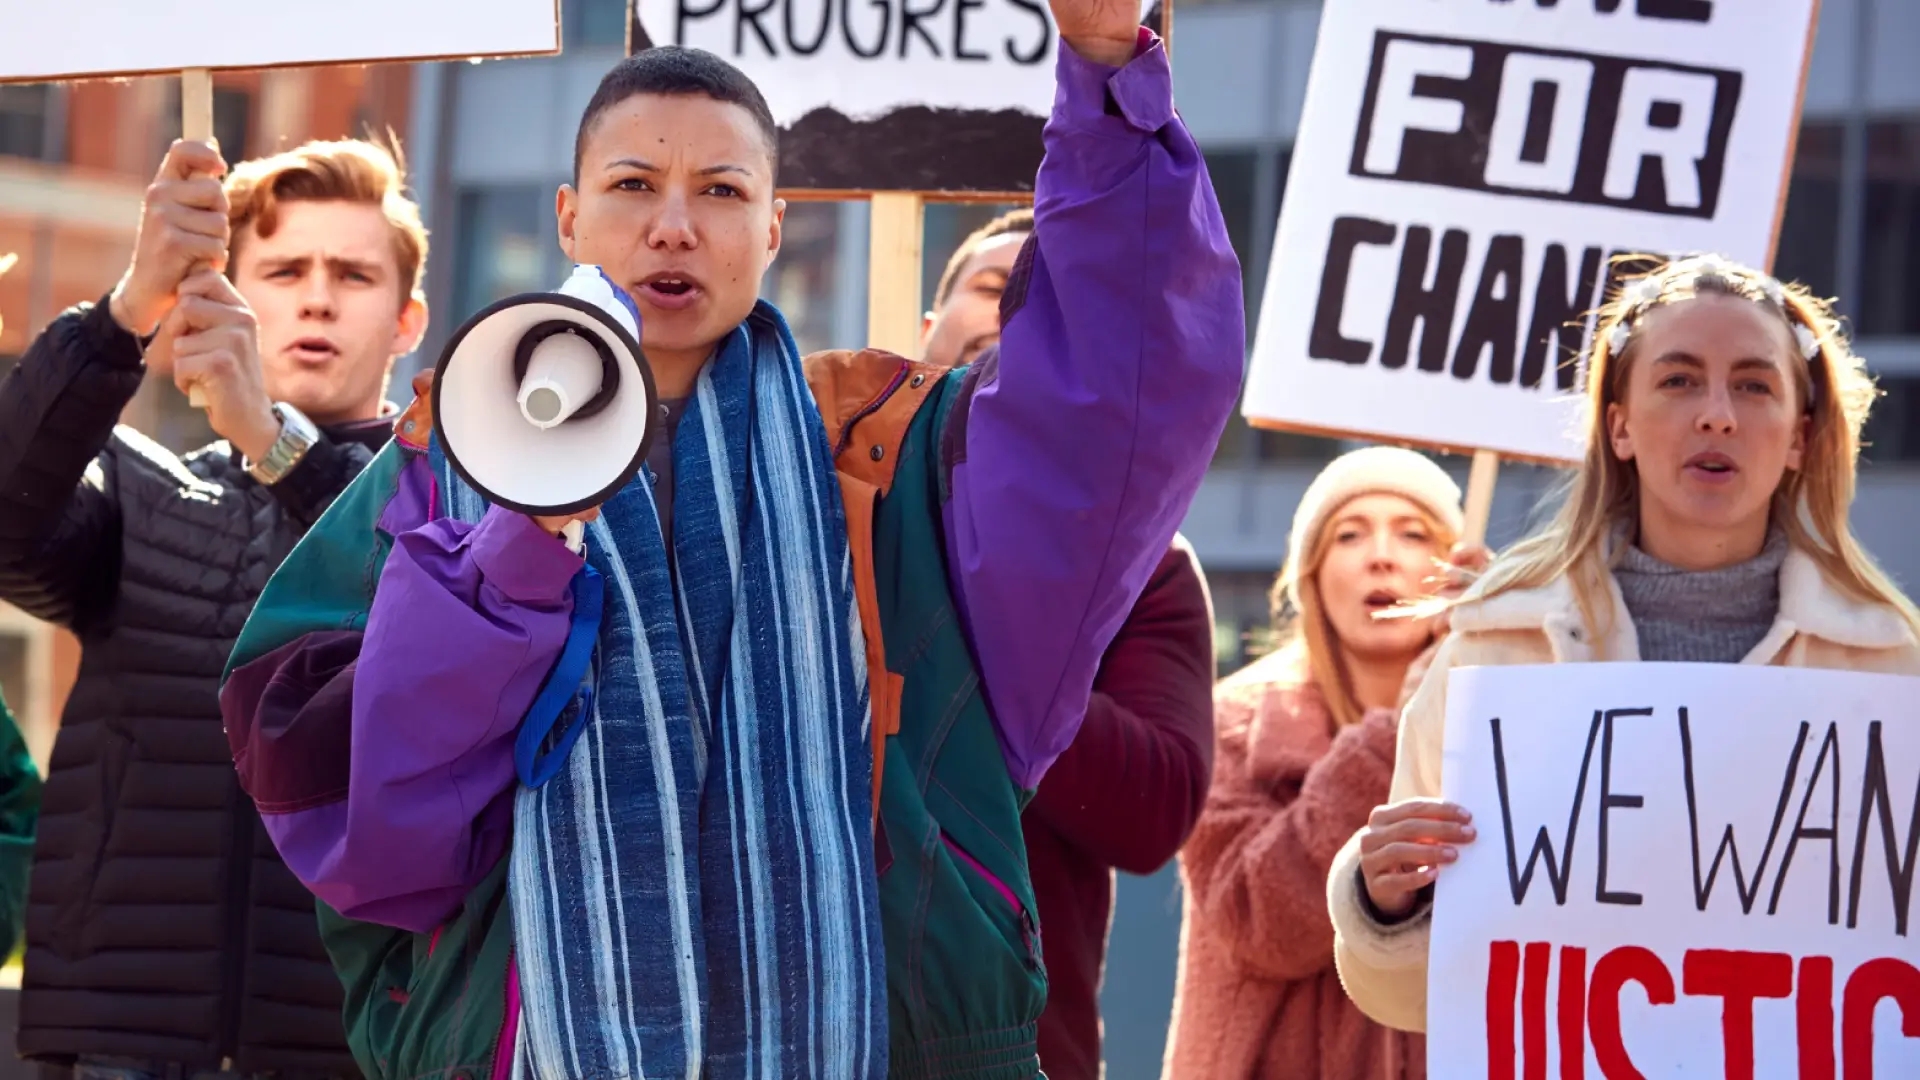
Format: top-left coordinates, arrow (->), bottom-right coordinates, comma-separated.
1329,254 -> 1920,1036
1163,445 -> 1480,1080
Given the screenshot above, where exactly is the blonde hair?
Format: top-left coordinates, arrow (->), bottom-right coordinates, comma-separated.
224,137 -> 429,300
1464,253 -> 1920,648
1267,499 -> 1458,729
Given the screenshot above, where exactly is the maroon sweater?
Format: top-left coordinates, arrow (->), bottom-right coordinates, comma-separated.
1023,535 -> 1218,1079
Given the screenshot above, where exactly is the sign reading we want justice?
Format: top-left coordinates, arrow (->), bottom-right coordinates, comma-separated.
1242,0 -> 1814,463
1430,664 -> 1920,1078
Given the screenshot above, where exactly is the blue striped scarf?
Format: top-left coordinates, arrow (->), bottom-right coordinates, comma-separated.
428,298 -> 887,1079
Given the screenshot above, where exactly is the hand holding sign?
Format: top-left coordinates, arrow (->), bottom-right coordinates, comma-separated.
1360,798 -> 1477,918
147,269 -> 280,462
108,140 -> 230,341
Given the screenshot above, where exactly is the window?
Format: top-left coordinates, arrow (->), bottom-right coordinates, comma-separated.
0,85 -> 48,160
1248,146 -> 1292,312
566,0 -> 632,47
1859,120 -> 1920,338
1203,149 -> 1257,314
762,201 -> 843,354
1207,569 -> 1279,678
1775,123 -> 1843,302
155,85 -> 253,161
1863,375 -> 1920,463
451,186 -> 561,321
1254,426 -> 1340,463
1211,413 -> 1251,465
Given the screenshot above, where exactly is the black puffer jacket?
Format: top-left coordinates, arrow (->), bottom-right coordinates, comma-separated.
0,297 -> 388,1076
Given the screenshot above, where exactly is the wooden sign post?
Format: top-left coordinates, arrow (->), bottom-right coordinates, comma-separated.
1240,0 -> 1820,547
630,0 -> 1170,365
180,69 -> 215,406
0,0 -> 565,407
866,193 -> 927,359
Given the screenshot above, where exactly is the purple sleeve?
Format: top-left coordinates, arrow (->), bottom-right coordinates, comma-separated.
298,460 -> 580,931
943,31 -> 1244,791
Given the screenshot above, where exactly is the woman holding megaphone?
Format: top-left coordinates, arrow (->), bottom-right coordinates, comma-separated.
1327,254 -> 1920,1033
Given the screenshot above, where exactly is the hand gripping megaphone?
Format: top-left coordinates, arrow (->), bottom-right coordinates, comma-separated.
431,265 -> 660,517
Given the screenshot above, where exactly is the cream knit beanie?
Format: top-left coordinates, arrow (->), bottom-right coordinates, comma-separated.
1285,446 -> 1466,567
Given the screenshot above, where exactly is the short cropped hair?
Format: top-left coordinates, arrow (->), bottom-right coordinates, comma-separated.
574,47 -> 780,186
933,208 -> 1033,309
224,138 -> 429,299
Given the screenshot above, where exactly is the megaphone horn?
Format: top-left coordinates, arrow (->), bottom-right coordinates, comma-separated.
513,320 -> 621,429
432,265 -> 660,519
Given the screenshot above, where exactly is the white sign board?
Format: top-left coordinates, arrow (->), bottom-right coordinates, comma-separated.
0,1 -> 559,81
1430,663 -> 1920,1078
1242,0 -> 1815,463
633,0 -> 1163,192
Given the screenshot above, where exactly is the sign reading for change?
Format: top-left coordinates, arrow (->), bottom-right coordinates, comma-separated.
1430,663 -> 1920,1077
1242,0 -> 1814,463
0,0 -> 559,80
634,0 -> 1165,193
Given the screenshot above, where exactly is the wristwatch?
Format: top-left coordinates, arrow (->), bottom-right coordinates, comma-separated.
247,401 -> 319,486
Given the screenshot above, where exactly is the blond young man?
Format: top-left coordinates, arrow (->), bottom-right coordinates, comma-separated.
0,137 -> 429,1080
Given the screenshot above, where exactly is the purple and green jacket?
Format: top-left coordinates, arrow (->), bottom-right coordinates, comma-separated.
222,30 -> 1243,1080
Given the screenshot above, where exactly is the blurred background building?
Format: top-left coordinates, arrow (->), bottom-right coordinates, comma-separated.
0,0 -> 1915,1073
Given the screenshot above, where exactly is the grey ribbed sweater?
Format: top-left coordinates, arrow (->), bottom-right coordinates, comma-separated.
1613,528 -> 1787,663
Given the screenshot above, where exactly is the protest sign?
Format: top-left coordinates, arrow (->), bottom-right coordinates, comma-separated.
1430,663 -> 1920,1078
1241,0 -> 1817,471
0,1 -> 559,81
628,0 -> 1167,355
0,0 -> 560,402
631,0 -> 1166,194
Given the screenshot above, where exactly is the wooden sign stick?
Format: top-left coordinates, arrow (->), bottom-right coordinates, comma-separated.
1462,448 -> 1500,549
866,192 -> 926,359
181,67 -> 214,408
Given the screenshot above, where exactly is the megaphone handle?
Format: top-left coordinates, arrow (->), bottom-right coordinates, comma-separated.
561,519 -> 586,554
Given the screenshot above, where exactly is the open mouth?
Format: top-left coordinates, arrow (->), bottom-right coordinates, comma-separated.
639,272 -> 704,308
1364,590 -> 1400,611
1685,451 -> 1738,479
289,337 -> 338,363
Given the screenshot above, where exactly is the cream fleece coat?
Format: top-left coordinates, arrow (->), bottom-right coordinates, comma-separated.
1326,544 -> 1920,1033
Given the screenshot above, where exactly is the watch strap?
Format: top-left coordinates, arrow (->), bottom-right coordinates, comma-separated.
248,402 -> 319,485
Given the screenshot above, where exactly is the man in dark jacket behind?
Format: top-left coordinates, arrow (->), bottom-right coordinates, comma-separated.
923,212 -> 1219,1079
0,136 -> 430,1080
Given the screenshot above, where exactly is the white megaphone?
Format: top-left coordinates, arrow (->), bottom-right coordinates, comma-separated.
432,265 -> 660,517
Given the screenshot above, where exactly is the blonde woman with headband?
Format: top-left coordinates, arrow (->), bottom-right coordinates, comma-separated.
1327,254 -> 1920,1033
1165,446 -> 1485,1080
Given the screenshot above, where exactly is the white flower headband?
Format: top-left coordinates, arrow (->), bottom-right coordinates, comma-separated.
1604,256 -> 1824,365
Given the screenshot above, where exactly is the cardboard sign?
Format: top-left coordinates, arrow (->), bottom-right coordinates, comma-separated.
1241,0 -> 1815,464
1431,663 -> 1920,1077
0,0 -> 559,81
631,0 -> 1166,193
